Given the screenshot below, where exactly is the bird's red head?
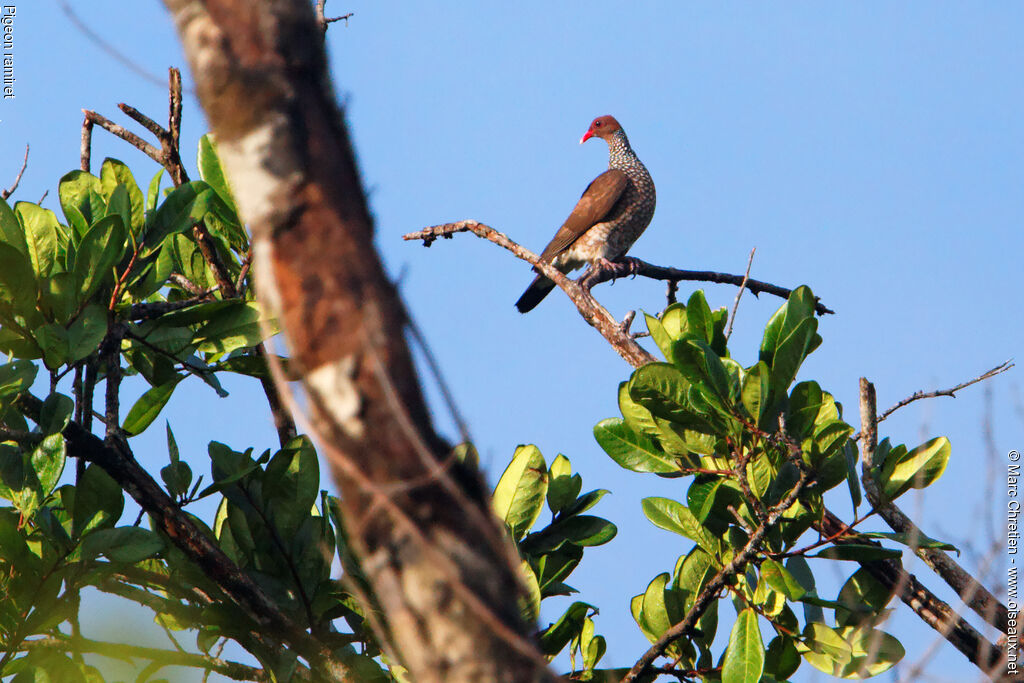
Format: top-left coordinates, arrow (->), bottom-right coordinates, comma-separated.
580,115 -> 622,144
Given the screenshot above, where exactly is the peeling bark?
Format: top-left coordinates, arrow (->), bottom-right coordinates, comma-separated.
163,1 -> 552,680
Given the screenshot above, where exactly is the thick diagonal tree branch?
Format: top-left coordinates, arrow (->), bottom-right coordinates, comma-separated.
14,393 -> 346,678
853,380 -> 1008,677
164,3 -> 551,682
404,220 -> 834,315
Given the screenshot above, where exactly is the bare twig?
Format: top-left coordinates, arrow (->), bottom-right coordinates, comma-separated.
665,280 -> 678,305
874,360 -> 1015,427
404,221 -> 832,315
2,144 -> 29,200
405,221 -> 656,368
724,247 -> 755,342
622,464 -> 810,682
405,312 -> 473,446
80,117 -> 94,172
83,110 -> 163,163
855,379 -> 1007,674
315,1 -> 353,33
58,0 -> 184,90
859,378 -> 1009,633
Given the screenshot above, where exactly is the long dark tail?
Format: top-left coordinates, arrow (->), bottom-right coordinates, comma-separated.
515,274 -> 556,313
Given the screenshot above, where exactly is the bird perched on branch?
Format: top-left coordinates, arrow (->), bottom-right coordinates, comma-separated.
515,115 -> 656,313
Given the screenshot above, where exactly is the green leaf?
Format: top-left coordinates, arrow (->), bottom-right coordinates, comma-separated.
0,197 -> 28,255
161,461 -> 193,499
879,436 -> 951,500
82,526 -> 164,563
538,601 -> 592,657
263,436 -> 320,535
146,168 -> 164,212
673,338 -> 732,404
38,393 -> 73,435
546,454 -> 582,515
59,170 -> 104,228
141,181 -> 210,253
0,242 -> 38,316
100,158 -> 145,232
65,303 -> 108,364
31,434 -> 66,497
0,360 -> 37,400
198,134 -> 239,215
123,377 -> 183,436
764,635 -> 801,681
803,624 -> 903,678
193,301 -> 278,355
813,544 -> 902,561
524,515 -> 617,551
856,530 -> 958,553
844,440 -> 862,510
684,290 -> 714,345
72,464 -> 123,537
722,608 -> 764,683
15,202 -> 59,278
836,568 -> 892,628
644,311 -> 674,360
760,558 -> 806,600
641,497 -> 717,555
492,445 -> 548,539
594,417 -> 679,474
74,214 -> 128,302
769,317 -> 819,401
741,361 -> 769,421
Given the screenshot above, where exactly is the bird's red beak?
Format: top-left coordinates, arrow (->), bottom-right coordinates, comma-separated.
579,129 -> 594,145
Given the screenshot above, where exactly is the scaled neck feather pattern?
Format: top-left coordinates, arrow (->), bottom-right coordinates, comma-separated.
607,129 -> 640,172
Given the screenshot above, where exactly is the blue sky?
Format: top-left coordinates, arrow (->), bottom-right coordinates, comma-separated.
1,2 -> 1021,681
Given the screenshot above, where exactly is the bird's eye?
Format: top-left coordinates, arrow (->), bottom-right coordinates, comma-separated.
594,121 -> 602,127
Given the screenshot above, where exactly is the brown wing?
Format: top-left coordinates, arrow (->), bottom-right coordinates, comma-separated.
538,169 -> 628,262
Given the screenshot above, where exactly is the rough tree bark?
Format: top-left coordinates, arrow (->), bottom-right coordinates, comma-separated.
163,1 -> 553,681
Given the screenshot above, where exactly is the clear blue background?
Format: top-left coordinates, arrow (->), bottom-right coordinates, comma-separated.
1,2 -> 1020,681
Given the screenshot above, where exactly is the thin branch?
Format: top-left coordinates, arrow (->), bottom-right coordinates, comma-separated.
80,117 -> 94,173
404,221 -> 656,368
128,292 -> 218,321
2,144 -> 29,200
26,635 -> 271,682
83,110 -> 163,163
859,378 -> 1009,633
315,1 -> 353,33
874,360 -> 1014,427
405,311 -> 474,446
622,464 -> 810,682
14,392 -> 345,675
725,247 -> 755,342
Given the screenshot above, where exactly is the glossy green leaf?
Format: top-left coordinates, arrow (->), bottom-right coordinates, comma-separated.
857,530 -> 958,553
492,444 -> 548,539
835,568 -> 892,627
722,608 -> 764,683
760,558 -> 806,600
813,544 -> 902,561
198,134 -> 239,215
641,497 -> 718,555
123,377 -> 183,436
0,360 -> 37,399
538,601 -> 592,657
684,290 -> 714,345
72,464 -> 124,538
146,169 -> 164,212
194,301 -> 278,355
545,454 -> 580,515
100,158 -> 145,232
59,170 -> 104,228
82,526 -> 164,563
38,393 -> 73,435
15,202 -> 59,278
0,242 -> 37,316
594,417 -> 679,473
31,434 -> 66,497
74,214 -> 128,302
0,197 -> 27,254
880,436 -> 951,500
741,361 -> 769,421
764,635 -> 801,681
65,303 -> 107,364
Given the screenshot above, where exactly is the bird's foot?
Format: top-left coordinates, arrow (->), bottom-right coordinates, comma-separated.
579,256 -> 643,292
